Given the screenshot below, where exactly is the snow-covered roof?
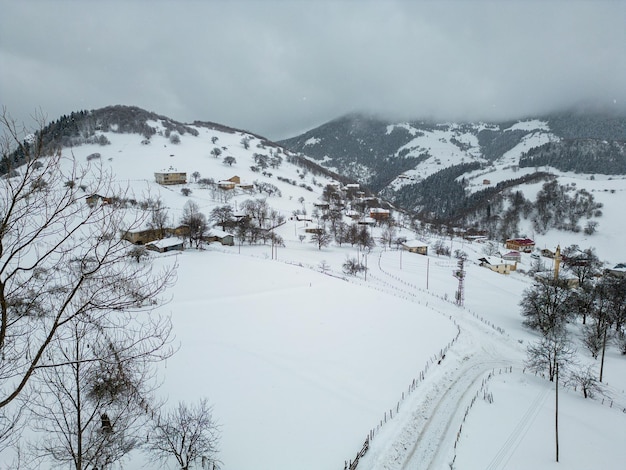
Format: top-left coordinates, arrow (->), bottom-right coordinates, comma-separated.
210,228 -> 234,238
156,166 -> 183,173
479,256 -> 513,266
403,239 -> 428,248
146,237 -> 183,249
535,270 -> 578,281
506,238 -> 535,245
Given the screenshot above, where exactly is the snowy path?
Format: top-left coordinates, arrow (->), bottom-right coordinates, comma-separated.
359,249 -> 523,470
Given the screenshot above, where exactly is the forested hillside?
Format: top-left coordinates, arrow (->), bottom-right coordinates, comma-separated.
519,140 -> 626,175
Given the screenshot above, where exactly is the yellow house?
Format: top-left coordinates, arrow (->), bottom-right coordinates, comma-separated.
155,168 -> 187,185
478,256 -> 516,274
402,240 -> 428,255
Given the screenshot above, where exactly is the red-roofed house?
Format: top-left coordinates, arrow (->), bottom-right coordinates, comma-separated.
505,238 -> 535,253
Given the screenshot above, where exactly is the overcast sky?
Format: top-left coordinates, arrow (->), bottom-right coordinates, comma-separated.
1,0 -> 625,140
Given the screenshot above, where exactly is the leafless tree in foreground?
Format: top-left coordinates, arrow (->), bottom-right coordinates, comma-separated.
146,398 -> 220,470
0,111 -> 176,451
28,314 -> 171,469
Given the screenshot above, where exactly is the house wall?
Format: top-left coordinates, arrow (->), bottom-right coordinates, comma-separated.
122,229 -> 161,245
403,245 -> 428,255
505,240 -> 534,253
155,172 -> 187,185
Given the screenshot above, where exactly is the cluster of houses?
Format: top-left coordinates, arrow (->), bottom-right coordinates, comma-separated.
109,169 -> 626,275
217,175 -> 254,191
121,225 -> 234,253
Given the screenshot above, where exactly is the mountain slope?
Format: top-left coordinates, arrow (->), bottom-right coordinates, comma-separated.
279,111 -> 626,235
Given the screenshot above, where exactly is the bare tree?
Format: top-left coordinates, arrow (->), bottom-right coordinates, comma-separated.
520,277 -> 572,335
568,365 -> 603,399
180,200 -> 208,248
241,198 -> 269,229
562,245 -> 603,287
380,226 -> 397,248
147,198 -> 169,239
209,205 -> 234,231
342,256 -> 366,276
128,245 -> 148,263
146,398 -> 220,470
481,241 -> 500,256
0,111 -> 175,447
222,156 -> 236,166
525,330 -> 576,382
28,314 -> 171,470
310,228 -> 332,250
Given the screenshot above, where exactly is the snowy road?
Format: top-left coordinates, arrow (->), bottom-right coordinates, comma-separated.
359,250 -> 522,470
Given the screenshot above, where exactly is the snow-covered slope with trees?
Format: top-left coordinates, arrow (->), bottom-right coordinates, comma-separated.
1,107 -> 625,470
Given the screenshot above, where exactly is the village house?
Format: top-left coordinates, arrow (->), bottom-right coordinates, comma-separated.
606,263 -> 626,278
505,238 -> 535,253
478,256 -> 516,274
218,175 -> 253,190
358,217 -> 376,226
204,229 -> 235,246
85,194 -> 114,206
122,224 -> 190,245
345,209 -> 360,220
218,179 -> 236,190
304,225 -> 324,234
293,214 -> 313,222
502,250 -> 522,262
541,248 -> 556,259
313,201 -> 330,210
145,237 -> 184,253
535,271 -> 579,288
154,167 -> 187,185
402,240 -> 429,255
121,228 -> 162,245
169,225 -> 191,238
369,208 -> 390,220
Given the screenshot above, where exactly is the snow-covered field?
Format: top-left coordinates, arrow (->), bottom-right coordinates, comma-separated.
5,123 -> 626,469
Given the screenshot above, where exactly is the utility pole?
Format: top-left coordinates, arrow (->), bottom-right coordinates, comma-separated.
454,257 -> 465,306
555,361 -> 560,463
364,253 -> 368,281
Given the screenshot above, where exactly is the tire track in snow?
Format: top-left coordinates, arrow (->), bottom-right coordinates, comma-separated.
484,384 -> 551,470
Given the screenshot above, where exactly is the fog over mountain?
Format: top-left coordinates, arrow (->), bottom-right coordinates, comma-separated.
1,0 -> 625,140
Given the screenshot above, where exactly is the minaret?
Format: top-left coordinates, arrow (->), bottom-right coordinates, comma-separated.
554,245 -> 561,281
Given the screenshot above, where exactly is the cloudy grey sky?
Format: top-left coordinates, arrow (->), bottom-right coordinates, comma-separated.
1,0 -> 625,140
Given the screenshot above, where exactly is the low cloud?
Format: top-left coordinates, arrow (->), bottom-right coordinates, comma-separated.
1,1 -> 624,140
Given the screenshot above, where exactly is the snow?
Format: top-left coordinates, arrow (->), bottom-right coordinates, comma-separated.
155,249 -> 456,470
505,119 -> 550,132
304,136 -> 321,146
4,124 -> 626,470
